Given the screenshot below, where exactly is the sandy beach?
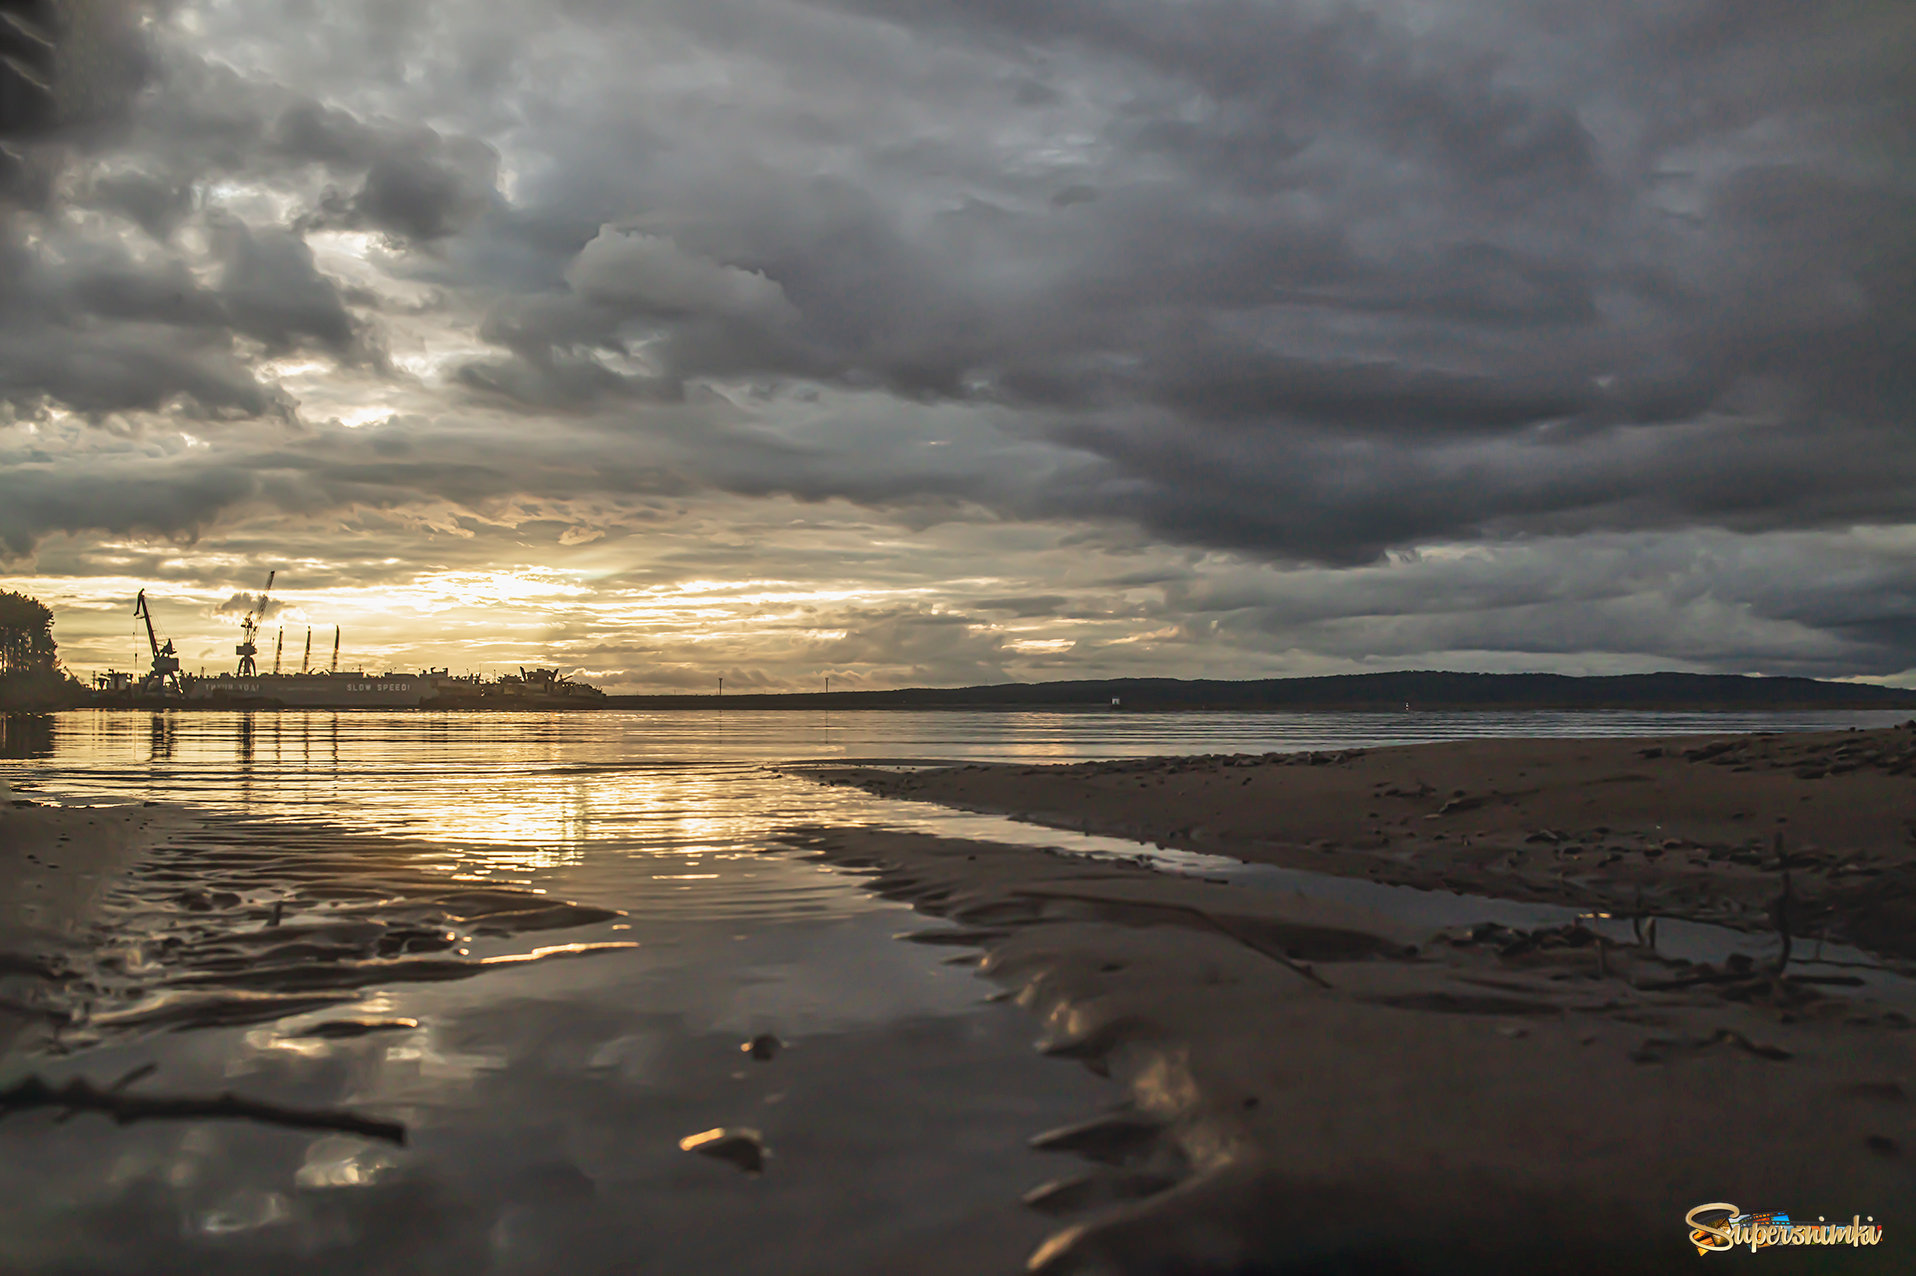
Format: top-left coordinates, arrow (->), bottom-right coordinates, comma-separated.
786,726 -> 1916,1271
806,724 -> 1916,960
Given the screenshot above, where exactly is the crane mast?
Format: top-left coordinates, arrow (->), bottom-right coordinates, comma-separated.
272,627 -> 283,675
131,591 -> 183,695
235,570 -> 275,676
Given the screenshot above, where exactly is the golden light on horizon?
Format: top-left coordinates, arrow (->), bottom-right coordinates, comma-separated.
3,557 -> 1002,690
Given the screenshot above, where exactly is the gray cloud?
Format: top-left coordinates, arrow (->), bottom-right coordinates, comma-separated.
3,0 -> 1913,687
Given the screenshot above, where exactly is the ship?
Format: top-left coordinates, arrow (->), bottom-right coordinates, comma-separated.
174,667 -> 606,710
91,582 -> 607,710
182,669 -> 457,709
420,667 -> 608,710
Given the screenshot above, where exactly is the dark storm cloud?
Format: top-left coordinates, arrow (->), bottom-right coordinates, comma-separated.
5,0 -> 1915,681
1194,530 -> 1916,681
413,0 -> 1914,578
286,105 -> 502,244
94,46 -> 502,244
0,209 -> 373,418
0,1 -> 150,140
207,214 -> 362,353
0,8 -> 498,448
0,455 -> 262,556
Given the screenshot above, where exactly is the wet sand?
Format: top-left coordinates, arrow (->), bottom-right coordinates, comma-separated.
777,824 -> 1912,1273
2,805 -> 639,1063
0,791 -> 1101,1276
788,726 -> 1916,1270
0,801 -> 179,1055
805,724 -> 1916,959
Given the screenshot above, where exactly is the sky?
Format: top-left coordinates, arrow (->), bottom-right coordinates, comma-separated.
1,0 -> 1912,692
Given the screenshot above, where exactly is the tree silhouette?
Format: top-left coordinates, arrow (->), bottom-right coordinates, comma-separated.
0,590 -> 56,676
0,589 -> 78,708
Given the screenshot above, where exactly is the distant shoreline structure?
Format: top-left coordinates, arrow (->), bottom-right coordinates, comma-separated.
80,667 -> 606,711
606,671 -> 1916,712
20,670 -> 1916,715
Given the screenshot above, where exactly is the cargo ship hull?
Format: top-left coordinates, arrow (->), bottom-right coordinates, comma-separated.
185,672 -> 448,708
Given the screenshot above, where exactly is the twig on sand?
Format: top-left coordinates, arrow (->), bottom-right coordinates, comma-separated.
0,1073 -> 407,1145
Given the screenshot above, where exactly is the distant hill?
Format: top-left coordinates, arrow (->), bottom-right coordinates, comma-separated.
607,671 -> 1916,712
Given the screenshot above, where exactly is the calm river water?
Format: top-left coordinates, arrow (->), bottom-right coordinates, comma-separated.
0,707 -> 1906,1275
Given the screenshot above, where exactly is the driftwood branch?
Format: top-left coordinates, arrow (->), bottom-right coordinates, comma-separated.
0,1074 -> 407,1145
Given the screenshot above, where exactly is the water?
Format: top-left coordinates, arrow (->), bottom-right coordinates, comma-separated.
1,707 -> 1907,1274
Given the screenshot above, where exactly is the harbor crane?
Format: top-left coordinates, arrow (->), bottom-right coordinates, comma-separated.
235,570 -> 275,676
132,591 -> 183,695
272,627 -> 284,675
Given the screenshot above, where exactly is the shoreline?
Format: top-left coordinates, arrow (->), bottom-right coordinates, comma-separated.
53,703 -> 1916,711
803,725 -> 1916,961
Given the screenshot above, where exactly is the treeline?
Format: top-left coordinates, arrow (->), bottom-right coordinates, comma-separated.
608,671 -> 1916,712
0,590 -> 83,710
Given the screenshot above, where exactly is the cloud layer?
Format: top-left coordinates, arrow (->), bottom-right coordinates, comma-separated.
3,0 -> 1913,687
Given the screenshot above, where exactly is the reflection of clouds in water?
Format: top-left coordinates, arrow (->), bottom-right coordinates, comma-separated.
374,1033 -> 508,1090
584,1030 -> 667,1084
164,1125 -> 219,1190
642,914 -> 995,1041
296,1136 -> 400,1190
195,1188 -> 293,1235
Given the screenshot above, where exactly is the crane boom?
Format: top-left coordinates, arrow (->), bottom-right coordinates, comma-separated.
133,591 -> 159,659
